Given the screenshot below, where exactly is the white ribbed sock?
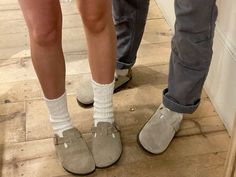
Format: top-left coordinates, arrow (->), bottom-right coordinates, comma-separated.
44,92 -> 73,137
115,69 -> 129,77
92,80 -> 115,126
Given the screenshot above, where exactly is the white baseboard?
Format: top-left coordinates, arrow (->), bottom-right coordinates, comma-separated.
205,30 -> 236,135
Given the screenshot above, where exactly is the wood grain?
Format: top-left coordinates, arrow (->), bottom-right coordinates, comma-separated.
0,0 -> 230,177
224,114 -> 236,177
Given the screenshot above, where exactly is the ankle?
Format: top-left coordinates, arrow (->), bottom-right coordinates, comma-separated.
92,80 -> 115,127
44,92 -> 73,137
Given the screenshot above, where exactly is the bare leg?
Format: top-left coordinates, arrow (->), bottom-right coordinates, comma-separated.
19,0 -> 73,139
18,1 -> 97,174
18,0 -> 65,99
76,0 -> 116,84
76,0 -> 122,168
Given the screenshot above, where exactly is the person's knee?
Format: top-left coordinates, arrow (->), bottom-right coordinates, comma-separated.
30,24 -> 60,46
172,33 -> 213,70
81,11 -> 107,34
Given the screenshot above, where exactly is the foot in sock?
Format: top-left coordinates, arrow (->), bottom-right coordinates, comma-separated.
45,92 -> 95,175
45,92 -> 73,137
91,80 -> 122,168
138,103 -> 183,154
92,80 -> 115,126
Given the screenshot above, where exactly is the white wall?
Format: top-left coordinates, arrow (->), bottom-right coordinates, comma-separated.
155,0 -> 175,30
155,0 -> 236,134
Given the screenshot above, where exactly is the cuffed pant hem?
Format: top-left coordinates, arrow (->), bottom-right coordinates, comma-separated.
162,88 -> 200,114
116,61 -> 135,69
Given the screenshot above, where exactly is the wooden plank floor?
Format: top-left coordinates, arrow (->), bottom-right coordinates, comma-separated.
0,0 -> 230,177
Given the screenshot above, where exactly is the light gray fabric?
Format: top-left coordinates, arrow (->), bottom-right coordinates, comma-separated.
91,122 -> 122,168
113,0 -> 150,69
163,0 -> 218,113
54,128 -> 95,175
138,104 -> 183,154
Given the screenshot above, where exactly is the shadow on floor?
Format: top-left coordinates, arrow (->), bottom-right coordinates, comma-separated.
122,65 -> 168,91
